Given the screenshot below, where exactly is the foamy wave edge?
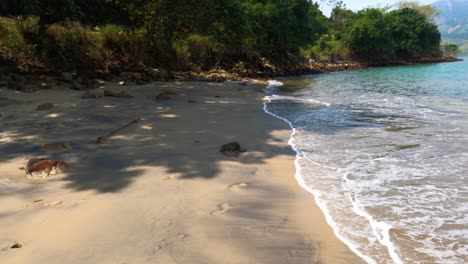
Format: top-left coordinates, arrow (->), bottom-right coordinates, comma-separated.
262,87 -> 377,264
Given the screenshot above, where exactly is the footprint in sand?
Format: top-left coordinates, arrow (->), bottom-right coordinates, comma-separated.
210,203 -> 232,216
227,182 -> 249,191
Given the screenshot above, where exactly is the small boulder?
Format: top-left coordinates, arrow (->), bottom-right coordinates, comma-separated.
10,243 -> 22,249
17,85 -> 39,93
104,90 -> 133,98
220,142 -> 244,157
36,103 -> 55,111
155,91 -> 177,101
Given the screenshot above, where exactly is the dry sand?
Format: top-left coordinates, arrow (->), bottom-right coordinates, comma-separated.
0,81 -> 363,263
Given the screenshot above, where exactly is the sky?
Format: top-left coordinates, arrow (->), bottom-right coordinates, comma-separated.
318,0 -> 436,16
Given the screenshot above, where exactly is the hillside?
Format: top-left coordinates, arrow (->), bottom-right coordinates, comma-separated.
433,0 -> 468,39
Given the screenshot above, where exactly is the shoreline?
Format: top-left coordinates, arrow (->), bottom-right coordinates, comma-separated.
0,55 -> 462,88
262,95 -> 375,263
0,81 -> 364,263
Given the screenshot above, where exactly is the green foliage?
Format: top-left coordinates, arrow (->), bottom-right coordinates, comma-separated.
341,6 -> 441,60
441,43 -> 461,56
42,23 -> 101,69
344,8 -> 394,58
241,0 -> 328,63
0,0 -> 450,72
0,17 -> 34,62
443,38 -> 468,55
305,35 -> 349,62
387,8 -> 441,57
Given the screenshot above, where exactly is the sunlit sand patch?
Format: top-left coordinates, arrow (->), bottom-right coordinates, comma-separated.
111,135 -> 153,141
46,113 -> 61,118
103,105 -> 117,108
20,135 -> 39,141
227,182 -> 249,191
141,125 -> 152,130
0,131 -> 18,143
159,114 -> 178,118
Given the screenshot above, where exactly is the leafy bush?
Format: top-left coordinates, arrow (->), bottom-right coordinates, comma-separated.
42,22 -> 102,70
0,17 -> 34,63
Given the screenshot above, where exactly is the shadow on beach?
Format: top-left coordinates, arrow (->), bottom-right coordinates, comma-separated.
0,82 -> 293,193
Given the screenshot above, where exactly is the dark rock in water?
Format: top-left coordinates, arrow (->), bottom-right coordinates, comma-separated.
11,243 -> 22,249
220,142 -> 244,157
187,100 -> 198,103
155,91 -> 177,101
25,158 -> 69,179
36,103 -> 55,111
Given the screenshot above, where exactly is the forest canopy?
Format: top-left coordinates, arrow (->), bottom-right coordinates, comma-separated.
0,0 -> 447,73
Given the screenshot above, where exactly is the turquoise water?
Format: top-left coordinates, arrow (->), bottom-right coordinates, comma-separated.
265,58 -> 468,264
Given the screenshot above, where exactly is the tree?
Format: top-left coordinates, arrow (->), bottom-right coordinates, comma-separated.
441,43 -> 461,56
330,5 -> 356,39
397,1 -> 440,21
344,8 -> 394,59
388,8 -> 441,57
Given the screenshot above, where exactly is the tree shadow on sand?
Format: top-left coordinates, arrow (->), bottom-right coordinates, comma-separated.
0,82 -> 295,193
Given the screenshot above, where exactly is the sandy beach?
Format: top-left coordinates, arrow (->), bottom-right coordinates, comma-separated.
0,80 -> 363,264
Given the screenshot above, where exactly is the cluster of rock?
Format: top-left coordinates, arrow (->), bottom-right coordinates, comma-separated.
0,68 -> 178,94
307,61 -> 364,73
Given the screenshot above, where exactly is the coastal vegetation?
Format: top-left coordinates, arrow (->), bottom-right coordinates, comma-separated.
0,0 -> 458,76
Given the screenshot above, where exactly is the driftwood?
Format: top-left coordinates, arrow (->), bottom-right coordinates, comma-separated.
97,117 -> 142,144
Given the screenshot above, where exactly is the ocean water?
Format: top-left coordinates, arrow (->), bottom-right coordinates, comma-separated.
264,58 -> 468,264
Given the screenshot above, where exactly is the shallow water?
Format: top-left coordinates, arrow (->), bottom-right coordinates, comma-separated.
264,58 -> 468,264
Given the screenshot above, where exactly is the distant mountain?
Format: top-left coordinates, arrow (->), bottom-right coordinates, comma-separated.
432,0 -> 468,39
